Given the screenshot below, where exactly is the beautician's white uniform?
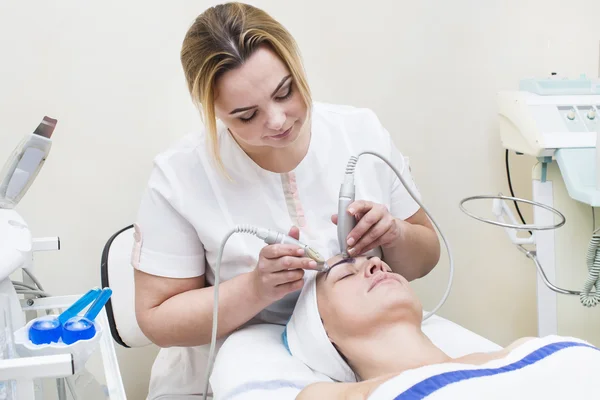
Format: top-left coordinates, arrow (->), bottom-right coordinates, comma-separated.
132,102 -> 421,399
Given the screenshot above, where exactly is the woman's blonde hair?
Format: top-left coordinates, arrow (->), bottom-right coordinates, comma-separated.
180,2 -> 312,174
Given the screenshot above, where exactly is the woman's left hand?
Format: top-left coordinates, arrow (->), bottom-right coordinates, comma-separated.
331,200 -> 402,257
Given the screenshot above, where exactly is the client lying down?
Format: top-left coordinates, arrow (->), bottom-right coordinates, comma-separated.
283,255 -> 599,399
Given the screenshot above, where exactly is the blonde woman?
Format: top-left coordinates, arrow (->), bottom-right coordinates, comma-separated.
132,2 -> 440,398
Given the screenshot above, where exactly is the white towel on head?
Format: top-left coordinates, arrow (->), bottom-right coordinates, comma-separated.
284,271 -> 357,383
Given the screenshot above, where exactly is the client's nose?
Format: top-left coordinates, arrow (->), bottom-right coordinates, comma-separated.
365,257 -> 386,276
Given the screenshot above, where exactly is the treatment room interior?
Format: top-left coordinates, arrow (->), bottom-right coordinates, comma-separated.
1,0 -> 600,398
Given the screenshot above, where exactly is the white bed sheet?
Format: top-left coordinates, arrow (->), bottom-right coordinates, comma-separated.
210,313 -> 501,400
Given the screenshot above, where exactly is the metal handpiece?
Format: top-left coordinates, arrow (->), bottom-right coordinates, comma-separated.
337,193 -> 356,258
262,229 -> 327,270
264,230 -> 306,248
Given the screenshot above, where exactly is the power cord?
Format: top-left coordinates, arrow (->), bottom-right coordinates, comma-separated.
505,150 -> 532,235
13,289 -> 52,298
12,281 -> 39,291
13,269 -> 57,315
342,151 -> 453,321
201,225 -> 303,400
503,151 -> 600,307
13,268 -> 49,298
23,268 -> 45,291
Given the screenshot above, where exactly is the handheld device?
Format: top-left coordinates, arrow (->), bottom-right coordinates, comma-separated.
337,173 -> 357,258
261,229 -> 328,271
0,117 -> 57,209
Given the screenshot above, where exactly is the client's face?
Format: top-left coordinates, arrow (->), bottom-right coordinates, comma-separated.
316,255 -> 422,344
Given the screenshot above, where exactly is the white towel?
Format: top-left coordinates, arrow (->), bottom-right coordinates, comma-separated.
210,323 -> 332,400
282,271 -> 502,384
210,302 -> 500,399
284,271 -> 357,382
368,335 -> 599,400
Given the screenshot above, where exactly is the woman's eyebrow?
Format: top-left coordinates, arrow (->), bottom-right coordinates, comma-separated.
229,75 -> 292,115
270,74 -> 292,97
325,258 -> 355,279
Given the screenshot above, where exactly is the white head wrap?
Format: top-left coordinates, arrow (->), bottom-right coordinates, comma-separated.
282,271 -> 357,382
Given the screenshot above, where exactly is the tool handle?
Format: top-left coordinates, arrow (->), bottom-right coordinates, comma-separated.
337,195 -> 356,256
83,287 -> 113,321
263,230 -> 307,248
58,288 -> 101,325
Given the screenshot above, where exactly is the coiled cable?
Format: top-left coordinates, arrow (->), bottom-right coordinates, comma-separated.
345,156 -> 358,174
580,229 -> 600,307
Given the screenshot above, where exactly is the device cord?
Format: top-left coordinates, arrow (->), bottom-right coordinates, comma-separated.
346,151 -> 453,321
505,150 -> 532,235
580,231 -> 600,307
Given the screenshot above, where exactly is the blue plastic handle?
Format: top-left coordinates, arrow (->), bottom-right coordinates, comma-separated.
58,288 -> 101,325
83,288 -> 112,321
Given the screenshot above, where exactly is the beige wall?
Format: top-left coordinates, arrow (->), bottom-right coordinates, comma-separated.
1,1 -> 599,398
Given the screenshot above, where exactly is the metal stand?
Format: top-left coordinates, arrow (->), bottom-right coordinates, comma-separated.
56,378 -> 67,400
532,180 -> 559,336
459,191 -> 583,336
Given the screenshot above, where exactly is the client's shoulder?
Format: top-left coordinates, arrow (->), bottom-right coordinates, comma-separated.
453,336 -> 537,366
296,382 -> 346,400
491,336 -> 537,359
298,374 -> 399,400
504,336 -> 537,352
502,335 -> 583,353
297,381 -> 372,400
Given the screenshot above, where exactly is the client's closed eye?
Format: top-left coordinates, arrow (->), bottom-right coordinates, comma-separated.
337,272 -> 353,281
330,256 -> 375,283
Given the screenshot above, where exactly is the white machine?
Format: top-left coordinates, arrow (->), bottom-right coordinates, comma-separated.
499,75 -> 600,205
462,74 -> 600,338
0,118 -> 126,399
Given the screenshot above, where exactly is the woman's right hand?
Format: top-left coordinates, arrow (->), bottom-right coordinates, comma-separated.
251,226 -> 317,303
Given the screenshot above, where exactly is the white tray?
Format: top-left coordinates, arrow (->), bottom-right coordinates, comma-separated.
14,315 -> 103,374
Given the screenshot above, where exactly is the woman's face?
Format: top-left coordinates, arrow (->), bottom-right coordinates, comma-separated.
316,255 -> 423,345
213,45 -> 308,153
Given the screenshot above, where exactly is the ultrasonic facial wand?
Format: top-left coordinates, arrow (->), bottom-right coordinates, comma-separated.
337,168 -> 357,258
260,229 -> 329,272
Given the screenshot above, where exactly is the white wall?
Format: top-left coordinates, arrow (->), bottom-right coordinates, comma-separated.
1,1 -> 599,398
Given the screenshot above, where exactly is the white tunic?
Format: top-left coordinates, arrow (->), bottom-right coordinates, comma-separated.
133,102 -> 421,399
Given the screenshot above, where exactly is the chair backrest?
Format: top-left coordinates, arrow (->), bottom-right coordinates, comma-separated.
101,225 -> 152,348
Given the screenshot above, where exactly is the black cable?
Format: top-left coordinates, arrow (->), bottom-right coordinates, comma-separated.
505,149 -> 532,235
